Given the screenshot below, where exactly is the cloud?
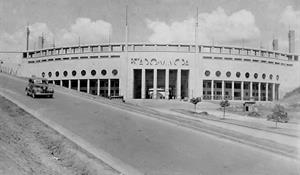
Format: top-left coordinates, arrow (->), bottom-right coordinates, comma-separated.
279,6 -> 300,30
0,22 -> 54,63
279,6 -> 300,53
0,18 -> 112,52
0,17 -> 112,63
0,23 -> 53,51
57,18 -> 112,46
146,7 -> 261,45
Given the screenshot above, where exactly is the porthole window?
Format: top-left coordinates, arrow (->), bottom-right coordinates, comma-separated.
262,73 -> 266,79
91,70 -> 96,76
205,70 -> 210,76
245,72 -> 250,78
63,71 -> 68,77
226,71 -> 231,77
81,70 -> 86,76
48,72 -> 52,78
269,74 -> 273,80
101,69 -> 107,76
72,70 -> 76,76
236,72 -> 241,78
112,69 -> 118,76
55,71 -> 59,77
41,72 -> 45,77
254,73 -> 258,79
215,71 -> 221,77
276,75 -> 279,80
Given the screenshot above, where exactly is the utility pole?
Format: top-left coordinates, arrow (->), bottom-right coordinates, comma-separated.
124,5 -> 129,99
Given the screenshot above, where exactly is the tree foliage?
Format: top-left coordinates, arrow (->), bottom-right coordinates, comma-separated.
220,100 -> 230,119
267,104 -> 288,127
190,97 -> 201,113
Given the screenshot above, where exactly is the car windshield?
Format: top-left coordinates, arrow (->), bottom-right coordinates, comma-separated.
34,79 -> 48,84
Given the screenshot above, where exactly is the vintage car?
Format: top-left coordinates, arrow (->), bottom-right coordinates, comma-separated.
25,77 -> 54,98
148,88 -> 166,99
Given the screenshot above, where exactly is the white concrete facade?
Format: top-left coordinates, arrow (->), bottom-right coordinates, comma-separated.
18,43 -> 300,101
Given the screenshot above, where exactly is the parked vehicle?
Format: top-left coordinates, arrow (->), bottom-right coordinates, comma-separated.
148,88 -> 166,99
25,77 -> 54,98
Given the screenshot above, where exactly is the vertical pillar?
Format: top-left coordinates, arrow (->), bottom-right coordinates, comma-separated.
165,69 -> 169,100
221,80 -> 225,100
153,69 -> 157,99
276,84 -> 279,100
250,82 -> 253,99
87,79 -> 90,94
211,80 -> 214,100
258,82 -> 261,101
108,79 -> 111,97
68,80 -> 71,89
177,69 -> 181,99
272,83 -> 275,101
266,83 -> 269,101
60,80 -> 62,87
241,81 -> 244,101
97,79 -> 100,96
141,69 -> 146,99
231,81 -> 234,100
77,79 -> 80,91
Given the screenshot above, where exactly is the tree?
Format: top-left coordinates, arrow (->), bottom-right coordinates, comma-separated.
220,100 -> 230,119
190,97 -> 201,113
267,104 -> 288,128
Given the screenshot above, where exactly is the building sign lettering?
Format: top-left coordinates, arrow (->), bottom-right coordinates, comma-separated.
130,58 -> 189,66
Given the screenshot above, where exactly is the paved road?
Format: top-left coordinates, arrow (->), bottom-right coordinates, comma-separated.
0,73 -> 299,175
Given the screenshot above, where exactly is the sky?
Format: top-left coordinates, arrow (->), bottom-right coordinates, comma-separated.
0,0 -> 299,56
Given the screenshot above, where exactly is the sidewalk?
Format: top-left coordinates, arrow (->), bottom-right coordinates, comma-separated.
127,99 -> 300,159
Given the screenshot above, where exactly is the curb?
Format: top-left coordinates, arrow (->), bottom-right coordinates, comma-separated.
0,90 -> 142,175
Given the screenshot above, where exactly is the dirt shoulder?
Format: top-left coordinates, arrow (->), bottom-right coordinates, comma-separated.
0,95 -> 119,175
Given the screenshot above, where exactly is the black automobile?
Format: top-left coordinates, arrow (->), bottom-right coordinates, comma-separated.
25,77 -> 54,98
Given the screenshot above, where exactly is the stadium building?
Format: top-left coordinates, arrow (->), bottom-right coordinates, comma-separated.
19,33 -> 299,101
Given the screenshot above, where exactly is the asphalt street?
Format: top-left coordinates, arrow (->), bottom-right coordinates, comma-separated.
0,73 -> 299,175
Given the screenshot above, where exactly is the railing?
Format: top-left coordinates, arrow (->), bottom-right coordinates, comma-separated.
23,43 -> 299,62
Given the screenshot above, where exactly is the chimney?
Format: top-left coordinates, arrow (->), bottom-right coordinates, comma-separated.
272,39 -> 278,51
288,30 -> 295,53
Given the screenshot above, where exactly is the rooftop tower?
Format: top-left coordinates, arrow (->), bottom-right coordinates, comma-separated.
288,30 -> 295,53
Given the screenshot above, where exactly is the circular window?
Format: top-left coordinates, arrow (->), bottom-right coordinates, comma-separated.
55,71 -> 59,77
276,75 -> 279,80
101,69 -> 107,76
245,72 -> 250,78
269,74 -> 273,80
215,71 -> 221,77
112,69 -> 118,76
91,70 -> 96,76
81,70 -> 86,76
41,72 -> 45,77
205,70 -> 210,77
63,71 -> 68,77
262,73 -> 266,79
72,70 -> 76,76
48,72 -> 52,78
226,71 -> 231,77
236,72 -> 241,78
254,73 -> 258,79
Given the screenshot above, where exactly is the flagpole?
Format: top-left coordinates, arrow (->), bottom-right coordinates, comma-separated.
125,5 -> 129,99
